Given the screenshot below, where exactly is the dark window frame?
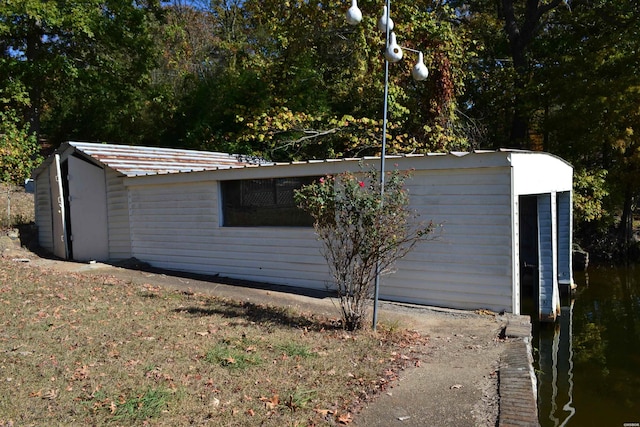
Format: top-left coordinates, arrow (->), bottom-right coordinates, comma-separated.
221,176 -> 319,227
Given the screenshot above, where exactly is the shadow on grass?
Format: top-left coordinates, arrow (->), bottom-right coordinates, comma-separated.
109,257 -> 335,300
29,250 -> 334,301
174,299 -> 341,332
24,251 -> 342,331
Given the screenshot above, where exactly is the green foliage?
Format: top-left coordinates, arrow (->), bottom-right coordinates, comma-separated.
112,388 -> 171,421
5,0 -> 640,252
154,0 -> 474,159
540,0 -> 640,245
456,0 -> 640,250
284,387 -> 317,412
277,342 -> 317,359
573,169 -> 609,224
2,0 -> 475,157
0,0 -> 164,144
0,109 -> 41,184
205,340 -> 263,370
295,164 -> 434,330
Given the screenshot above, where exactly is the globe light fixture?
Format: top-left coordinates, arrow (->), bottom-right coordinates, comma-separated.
343,0 -> 429,330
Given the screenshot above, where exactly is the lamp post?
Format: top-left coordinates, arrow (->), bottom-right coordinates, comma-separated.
345,0 -> 429,330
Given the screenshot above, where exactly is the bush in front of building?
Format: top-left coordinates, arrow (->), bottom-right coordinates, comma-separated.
295,163 -> 435,331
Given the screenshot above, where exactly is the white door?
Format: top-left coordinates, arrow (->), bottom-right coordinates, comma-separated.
49,154 -> 68,259
68,156 -> 109,261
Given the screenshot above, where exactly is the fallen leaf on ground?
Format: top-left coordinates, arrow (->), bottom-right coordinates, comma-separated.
337,412 -> 353,424
259,394 -> 279,410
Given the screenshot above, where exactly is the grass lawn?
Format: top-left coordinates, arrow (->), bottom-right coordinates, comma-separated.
0,259 -> 427,426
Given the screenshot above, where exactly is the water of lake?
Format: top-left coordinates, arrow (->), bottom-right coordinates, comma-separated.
534,265 -> 640,426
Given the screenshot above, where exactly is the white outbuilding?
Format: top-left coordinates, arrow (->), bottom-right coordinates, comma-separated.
32,141 -> 574,321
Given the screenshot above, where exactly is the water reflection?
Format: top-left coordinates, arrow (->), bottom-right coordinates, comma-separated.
537,303 -> 576,426
535,266 -> 640,427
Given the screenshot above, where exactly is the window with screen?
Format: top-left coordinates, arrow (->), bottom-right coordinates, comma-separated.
221,177 -> 318,226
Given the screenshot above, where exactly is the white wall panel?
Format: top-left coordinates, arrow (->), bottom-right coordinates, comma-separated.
105,168 -> 131,260
34,170 -> 53,252
375,167 -> 514,311
127,166 -> 515,312
127,182 -> 332,291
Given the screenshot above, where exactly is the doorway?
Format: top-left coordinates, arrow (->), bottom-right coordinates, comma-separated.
65,154 -> 109,261
50,152 -> 110,262
519,195 -> 539,318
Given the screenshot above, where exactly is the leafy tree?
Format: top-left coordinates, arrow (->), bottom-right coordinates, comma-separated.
0,109 -> 41,184
500,0 -> 569,147
295,165 -> 435,330
456,0 -> 640,255
539,0 -> 640,250
455,0 -> 570,149
159,0 -> 474,160
0,0 -> 164,145
151,1 -> 263,151
0,81 -> 41,184
44,0 -> 164,145
0,0 -> 96,137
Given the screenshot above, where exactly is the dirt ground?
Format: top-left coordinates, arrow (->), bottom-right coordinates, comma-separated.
2,226 -> 508,426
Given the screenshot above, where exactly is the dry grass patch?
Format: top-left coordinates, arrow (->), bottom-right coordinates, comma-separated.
0,260 -> 427,426
0,184 -> 34,228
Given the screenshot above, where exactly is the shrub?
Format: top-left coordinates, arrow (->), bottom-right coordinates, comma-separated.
295,163 -> 435,330
0,109 -> 42,184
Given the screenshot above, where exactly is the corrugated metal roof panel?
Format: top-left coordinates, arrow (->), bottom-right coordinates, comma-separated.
33,142 -> 563,182
69,142 -> 267,177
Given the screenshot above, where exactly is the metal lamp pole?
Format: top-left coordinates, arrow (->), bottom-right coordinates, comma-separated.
373,0 -> 392,331
345,0 -> 429,330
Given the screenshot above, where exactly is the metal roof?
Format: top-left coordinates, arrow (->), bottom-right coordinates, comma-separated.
33,141 -> 564,181
68,142 -> 268,177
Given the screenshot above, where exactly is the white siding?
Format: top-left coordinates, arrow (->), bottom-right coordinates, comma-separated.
34,171 -> 53,252
105,169 -> 131,260
128,183 -> 331,289
34,147 -> 579,314
379,167 -> 514,312
126,166 -> 514,312
512,152 -> 573,195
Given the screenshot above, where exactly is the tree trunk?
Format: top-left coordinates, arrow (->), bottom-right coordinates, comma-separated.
509,103 -> 528,148
25,23 -> 43,139
501,0 -> 563,149
618,189 -> 634,250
